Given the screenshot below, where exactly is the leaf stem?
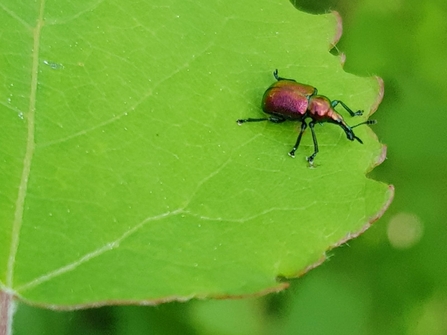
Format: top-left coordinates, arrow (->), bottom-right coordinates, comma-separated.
0,291 -> 16,335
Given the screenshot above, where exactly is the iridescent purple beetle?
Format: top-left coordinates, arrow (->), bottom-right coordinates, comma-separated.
237,69 -> 376,165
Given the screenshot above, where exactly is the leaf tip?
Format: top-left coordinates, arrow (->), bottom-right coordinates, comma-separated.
330,11 -> 343,48
370,76 -> 385,115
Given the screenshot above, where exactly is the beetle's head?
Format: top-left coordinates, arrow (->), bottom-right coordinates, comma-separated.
335,120 -> 363,144
345,128 -> 363,143
333,117 -> 376,144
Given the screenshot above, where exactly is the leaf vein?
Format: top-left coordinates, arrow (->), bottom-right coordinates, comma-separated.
6,0 -> 45,288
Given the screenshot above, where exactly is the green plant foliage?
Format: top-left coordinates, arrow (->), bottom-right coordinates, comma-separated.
0,0 -> 391,308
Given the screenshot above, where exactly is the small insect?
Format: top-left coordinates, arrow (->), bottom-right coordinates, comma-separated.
237,69 -> 376,165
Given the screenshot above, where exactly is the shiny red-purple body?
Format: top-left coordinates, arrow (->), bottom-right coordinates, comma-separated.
262,80 -> 315,119
262,79 -> 346,125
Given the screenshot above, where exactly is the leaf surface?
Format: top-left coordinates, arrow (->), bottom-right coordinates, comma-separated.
0,0 -> 392,307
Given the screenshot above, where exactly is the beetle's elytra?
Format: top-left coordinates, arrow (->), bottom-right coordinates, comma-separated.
237,69 -> 376,165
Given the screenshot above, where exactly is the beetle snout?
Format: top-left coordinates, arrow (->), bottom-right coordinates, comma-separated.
346,130 -> 355,141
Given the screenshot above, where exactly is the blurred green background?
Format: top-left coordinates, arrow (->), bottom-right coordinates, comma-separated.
13,0 -> 447,334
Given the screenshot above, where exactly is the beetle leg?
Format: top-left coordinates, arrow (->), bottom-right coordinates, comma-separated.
351,120 -> 377,128
307,121 -> 319,164
237,118 -> 268,125
349,120 -> 377,143
288,121 -> 307,158
268,116 -> 286,123
331,100 -> 363,117
236,115 -> 286,125
273,69 -> 297,82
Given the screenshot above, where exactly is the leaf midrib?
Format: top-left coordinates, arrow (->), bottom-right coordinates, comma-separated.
6,0 -> 45,288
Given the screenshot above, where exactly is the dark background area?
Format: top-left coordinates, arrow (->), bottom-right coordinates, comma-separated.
14,0 -> 447,333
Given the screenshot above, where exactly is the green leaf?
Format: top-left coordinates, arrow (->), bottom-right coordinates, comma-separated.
1,0 -> 392,308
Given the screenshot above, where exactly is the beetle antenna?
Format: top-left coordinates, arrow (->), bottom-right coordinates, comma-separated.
352,120 -> 377,128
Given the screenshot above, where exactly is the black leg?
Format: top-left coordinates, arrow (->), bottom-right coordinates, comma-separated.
273,69 -> 296,82
331,100 -> 363,117
307,121 -> 319,164
349,119 -> 377,143
351,120 -> 377,128
268,116 -> 287,123
237,115 -> 286,125
288,121 -> 307,158
237,118 -> 268,125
